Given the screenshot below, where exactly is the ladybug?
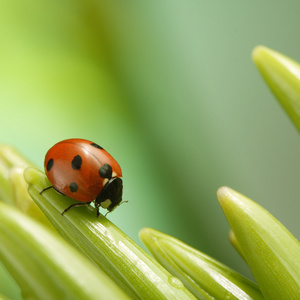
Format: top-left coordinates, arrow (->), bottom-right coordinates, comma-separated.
40,138 -> 123,217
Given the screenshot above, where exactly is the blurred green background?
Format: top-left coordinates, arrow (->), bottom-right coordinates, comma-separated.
1,1 -> 300,295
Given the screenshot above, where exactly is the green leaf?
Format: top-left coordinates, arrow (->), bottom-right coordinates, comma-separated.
0,202 -> 130,300
217,186 -> 300,299
0,261 -> 21,300
0,293 -> 10,300
0,159 -> 13,205
229,230 -> 246,261
253,46 -> 300,131
0,145 -> 33,169
10,167 -> 54,229
24,167 -> 196,300
0,144 -> 53,228
140,228 -> 263,300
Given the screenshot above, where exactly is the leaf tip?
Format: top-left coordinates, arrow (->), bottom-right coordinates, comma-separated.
139,227 -> 157,245
216,186 -> 232,205
252,45 -> 268,63
23,167 -> 44,185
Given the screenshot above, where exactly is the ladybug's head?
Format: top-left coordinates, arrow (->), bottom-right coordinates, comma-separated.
95,177 -> 123,212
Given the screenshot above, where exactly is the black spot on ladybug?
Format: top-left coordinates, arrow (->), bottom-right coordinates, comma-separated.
47,159 -> 54,171
91,143 -> 103,150
99,164 -> 112,179
69,182 -> 78,193
72,155 -> 82,170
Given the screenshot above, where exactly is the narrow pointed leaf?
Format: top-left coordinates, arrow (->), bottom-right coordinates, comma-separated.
0,144 -> 35,205
10,167 -> 54,229
0,159 -> 13,204
229,230 -> 246,261
140,227 -> 263,300
253,46 -> 300,131
0,144 -> 53,227
24,167 -> 196,300
0,145 -> 33,169
0,202 -> 130,300
0,261 -> 21,300
217,186 -> 300,299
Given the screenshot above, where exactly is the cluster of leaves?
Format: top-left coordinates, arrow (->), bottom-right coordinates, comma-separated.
0,46 -> 300,299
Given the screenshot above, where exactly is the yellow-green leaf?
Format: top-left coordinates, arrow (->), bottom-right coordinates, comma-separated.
24,167 -> 196,300
140,227 -> 263,300
253,46 -> 300,131
0,202 -> 130,300
217,186 -> 300,299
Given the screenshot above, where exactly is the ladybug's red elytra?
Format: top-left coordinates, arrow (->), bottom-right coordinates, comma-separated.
40,138 -> 123,217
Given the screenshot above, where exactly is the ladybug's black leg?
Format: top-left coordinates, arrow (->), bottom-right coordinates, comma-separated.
53,187 -> 66,196
40,186 -> 66,196
39,186 -> 54,195
94,203 -> 101,218
61,202 -> 91,216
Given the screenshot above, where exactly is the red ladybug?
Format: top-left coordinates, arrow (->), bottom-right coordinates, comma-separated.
40,138 -> 123,217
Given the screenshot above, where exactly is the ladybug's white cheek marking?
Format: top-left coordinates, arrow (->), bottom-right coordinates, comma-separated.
112,171 -> 117,177
101,199 -> 112,209
103,178 -> 109,186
